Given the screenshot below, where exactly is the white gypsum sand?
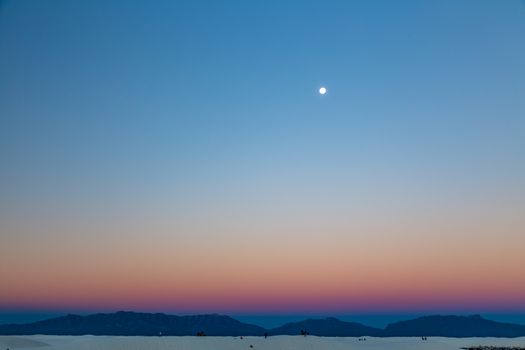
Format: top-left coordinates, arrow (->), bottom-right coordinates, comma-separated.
1,336 -> 525,350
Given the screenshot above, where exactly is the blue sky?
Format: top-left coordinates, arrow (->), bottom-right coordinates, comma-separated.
1,0 -> 524,323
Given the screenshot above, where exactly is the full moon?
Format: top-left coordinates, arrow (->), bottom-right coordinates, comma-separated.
319,87 -> 327,95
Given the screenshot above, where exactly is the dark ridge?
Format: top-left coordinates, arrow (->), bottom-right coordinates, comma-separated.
269,317 -> 383,336
1,312 -> 525,337
0,311 -> 265,336
384,315 -> 525,337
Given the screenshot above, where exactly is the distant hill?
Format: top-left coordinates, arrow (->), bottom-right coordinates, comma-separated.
269,317 -> 382,336
384,315 -> 525,337
0,311 -> 265,336
1,312 -> 525,337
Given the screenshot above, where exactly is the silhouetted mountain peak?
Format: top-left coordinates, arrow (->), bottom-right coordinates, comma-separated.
1,312 -> 525,337
269,317 -> 383,336
384,315 -> 525,337
0,312 -> 265,336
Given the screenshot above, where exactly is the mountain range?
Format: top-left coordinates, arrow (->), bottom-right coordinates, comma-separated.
1,311 -> 525,337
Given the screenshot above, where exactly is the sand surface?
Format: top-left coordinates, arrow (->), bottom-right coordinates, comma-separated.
0,335 -> 524,350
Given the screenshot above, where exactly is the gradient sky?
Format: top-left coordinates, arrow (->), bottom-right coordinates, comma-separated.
1,0 -> 525,320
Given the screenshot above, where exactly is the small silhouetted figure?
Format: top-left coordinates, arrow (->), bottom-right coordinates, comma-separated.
249,345 -> 254,348
196,331 -> 206,337
264,332 -> 268,339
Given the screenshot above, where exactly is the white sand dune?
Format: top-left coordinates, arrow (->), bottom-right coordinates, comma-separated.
0,336 -> 49,348
0,335 -> 524,350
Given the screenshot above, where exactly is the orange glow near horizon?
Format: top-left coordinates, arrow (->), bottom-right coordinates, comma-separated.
2,199 -> 524,313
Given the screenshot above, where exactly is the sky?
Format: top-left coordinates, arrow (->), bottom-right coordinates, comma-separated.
1,0 -> 524,325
